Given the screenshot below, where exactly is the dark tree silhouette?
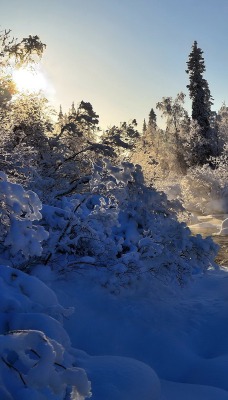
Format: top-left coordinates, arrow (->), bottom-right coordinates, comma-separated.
186,41 -> 213,134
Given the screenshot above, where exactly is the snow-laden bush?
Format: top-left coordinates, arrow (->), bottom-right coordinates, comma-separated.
41,160 -> 218,289
0,172 -> 48,262
0,264 -> 91,400
180,157 -> 228,214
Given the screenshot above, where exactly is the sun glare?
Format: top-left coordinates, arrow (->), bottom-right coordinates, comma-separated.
12,65 -> 48,93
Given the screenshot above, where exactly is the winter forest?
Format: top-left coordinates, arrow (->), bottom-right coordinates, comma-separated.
1,29 -> 228,400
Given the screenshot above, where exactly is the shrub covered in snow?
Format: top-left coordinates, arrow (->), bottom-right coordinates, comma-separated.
0,172 -> 48,263
180,158 -> 228,214
40,160 -> 218,289
0,264 -> 91,400
0,161 -> 218,288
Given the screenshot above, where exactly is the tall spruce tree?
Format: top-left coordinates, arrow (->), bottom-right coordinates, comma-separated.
185,41 -> 217,165
148,108 -> 157,129
186,41 -> 213,135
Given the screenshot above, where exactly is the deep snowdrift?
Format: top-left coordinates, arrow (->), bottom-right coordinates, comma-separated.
33,263 -> 228,400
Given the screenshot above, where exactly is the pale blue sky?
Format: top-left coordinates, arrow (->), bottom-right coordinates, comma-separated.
2,0 -> 228,129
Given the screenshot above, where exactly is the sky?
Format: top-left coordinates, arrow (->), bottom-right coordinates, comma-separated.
1,0 -> 228,130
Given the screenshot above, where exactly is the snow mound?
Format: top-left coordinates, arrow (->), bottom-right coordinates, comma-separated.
161,379 -> 228,400
74,350 -> 160,400
0,265 -> 90,400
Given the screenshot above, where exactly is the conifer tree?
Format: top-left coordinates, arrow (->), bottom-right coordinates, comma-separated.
186,41 -> 213,135
148,108 -> 157,129
58,105 -> 63,119
185,41 -> 217,165
58,105 -> 64,126
142,118 -> 147,135
70,101 -> 77,117
147,108 -> 157,143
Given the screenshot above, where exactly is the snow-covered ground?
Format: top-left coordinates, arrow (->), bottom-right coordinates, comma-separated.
1,172 -> 228,399
189,214 -> 228,236
31,257 -> 228,400
3,254 -> 228,399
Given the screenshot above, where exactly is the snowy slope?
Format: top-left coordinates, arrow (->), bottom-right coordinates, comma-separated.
32,263 -> 228,400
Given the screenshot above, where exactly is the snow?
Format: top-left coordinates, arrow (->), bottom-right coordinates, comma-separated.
189,214 -> 228,236
161,380 -> 228,400
0,175 -> 48,261
73,351 -> 161,400
0,265 -> 91,400
1,168 -> 228,399
35,265 -> 228,400
219,218 -> 228,235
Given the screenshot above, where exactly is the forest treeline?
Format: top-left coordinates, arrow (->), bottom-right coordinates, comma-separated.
0,30 -> 227,215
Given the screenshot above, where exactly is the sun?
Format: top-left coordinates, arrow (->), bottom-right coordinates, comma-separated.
12,65 -> 48,93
